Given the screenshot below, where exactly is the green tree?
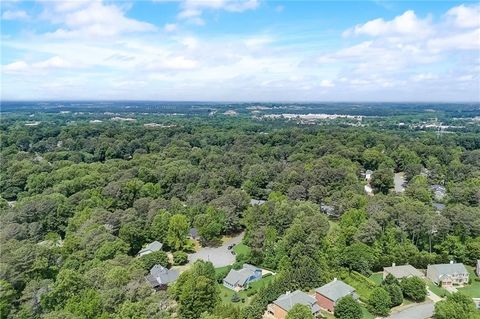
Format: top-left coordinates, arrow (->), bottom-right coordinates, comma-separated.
167,214 -> 189,250
340,243 -> 376,275
367,287 -> 391,316
0,280 -> 16,319
286,304 -> 314,319
140,251 -> 169,270
115,301 -> 148,319
434,292 -> 480,319
335,295 -> 362,319
64,289 -> 105,319
400,276 -> 427,302
385,284 -> 403,307
178,275 -> 219,319
371,169 -> 394,194
149,210 -> 171,242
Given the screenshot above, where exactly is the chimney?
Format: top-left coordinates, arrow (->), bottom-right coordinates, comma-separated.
392,262 -> 396,267
450,260 -> 454,264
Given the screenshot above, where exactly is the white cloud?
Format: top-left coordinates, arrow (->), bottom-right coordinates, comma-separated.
319,80 -> 334,87
43,1 -> 156,38
164,23 -> 177,32
3,61 -> 28,73
2,10 -> 29,20
3,56 -> 75,74
33,56 -> 72,69
428,28 -> 480,52
344,10 -> 432,38
177,0 -> 258,24
446,4 -> 480,29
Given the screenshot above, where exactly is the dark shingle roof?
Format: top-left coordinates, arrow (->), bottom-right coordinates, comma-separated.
148,265 -> 179,285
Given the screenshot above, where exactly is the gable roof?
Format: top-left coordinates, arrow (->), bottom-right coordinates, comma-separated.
139,241 -> 163,254
274,290 -> 320,313
149,265 -> 179,284
223,264 -> 260,287
384,264 -> 424,279
428,263 -> 468,278
315,279 -> 357,302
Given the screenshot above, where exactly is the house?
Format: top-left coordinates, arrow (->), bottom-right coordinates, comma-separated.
431,185 -> 447,201
383,264 -> 425,280
137,241 -> 163,257
250,199 -> 266,206
145,265 -> 179,290
476,260 -> 480,277
427,262 -> 469,287
223,264 -> 262,291
383,263 -> 425,280
267,290 -> 321,319
315,279 -> 358,313
189,228 -> 199,240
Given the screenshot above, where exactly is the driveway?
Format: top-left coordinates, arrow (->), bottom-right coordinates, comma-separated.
188,232 -> 244,267
387,302 -> 434,319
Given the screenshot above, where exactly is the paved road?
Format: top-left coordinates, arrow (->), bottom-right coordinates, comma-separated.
188,232 -> 244,267
387,302 -> 434,319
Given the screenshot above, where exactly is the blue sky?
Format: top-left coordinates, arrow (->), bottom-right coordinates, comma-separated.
1,0 -> 479,101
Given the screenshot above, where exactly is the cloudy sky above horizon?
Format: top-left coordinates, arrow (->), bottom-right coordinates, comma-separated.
1,0 -> 479,102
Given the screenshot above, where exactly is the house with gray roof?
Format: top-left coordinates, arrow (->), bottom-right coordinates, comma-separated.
137,241 -> 163,257
315,279 -> 358,313
145,265 -> 179,290
267,290 -> 321,319
383,264 -> 425,280
223,264 -> 262,291
427,262 -> 469,287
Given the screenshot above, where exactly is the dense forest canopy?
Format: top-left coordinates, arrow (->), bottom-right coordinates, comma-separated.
0,104 -> 479,319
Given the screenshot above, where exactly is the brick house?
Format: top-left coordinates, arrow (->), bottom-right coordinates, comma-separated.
315,279 -> 358,313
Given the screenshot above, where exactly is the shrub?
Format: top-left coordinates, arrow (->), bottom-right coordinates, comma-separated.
231,293 -> 240,303
400,276 -> 427,302
140,251 -> 169,270
384,284 -> 403,307
367,287 -> 391,316
335,296 -> 362,319
173,251 -> 188,265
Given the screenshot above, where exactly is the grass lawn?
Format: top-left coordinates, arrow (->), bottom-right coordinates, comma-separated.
233,243 -> 251,256
458,266 -> 480,298
218,274 -> 275,307
215,265 -> 232,275
427,280 -> 450,298
369,272 -> 384,285
343,271 -> 377,301
361,306 -> 374,319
